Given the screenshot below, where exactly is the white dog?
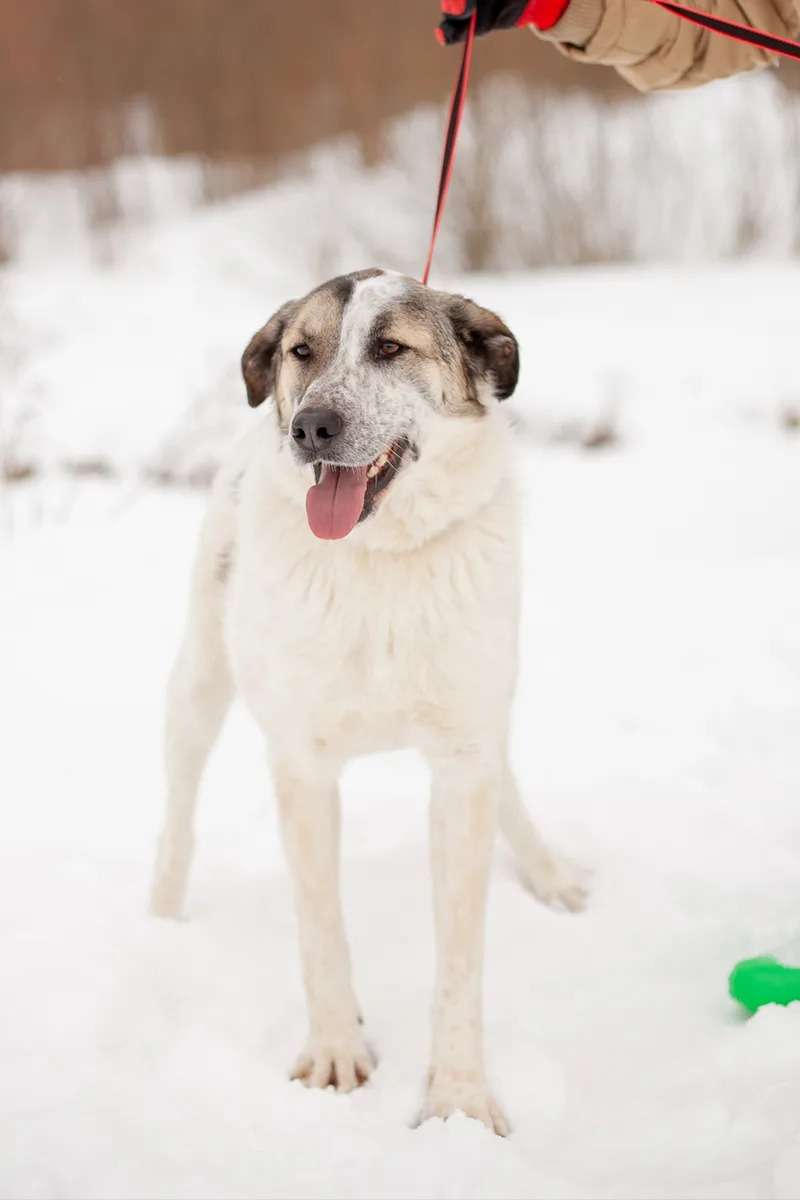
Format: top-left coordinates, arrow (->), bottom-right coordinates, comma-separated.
150,268 -> 585,1134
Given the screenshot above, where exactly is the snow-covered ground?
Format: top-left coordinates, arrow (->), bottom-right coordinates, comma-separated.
2,256 -> 800,1199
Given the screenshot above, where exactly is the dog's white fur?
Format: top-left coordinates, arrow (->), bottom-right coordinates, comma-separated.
151,272 -> 585,1134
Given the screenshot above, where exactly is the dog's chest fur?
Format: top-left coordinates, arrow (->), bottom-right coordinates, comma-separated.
224,442 -> 521,760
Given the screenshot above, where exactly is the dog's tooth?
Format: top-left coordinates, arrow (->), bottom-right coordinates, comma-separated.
367,453 -> 388,480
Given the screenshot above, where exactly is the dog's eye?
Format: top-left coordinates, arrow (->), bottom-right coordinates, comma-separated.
377,340 -> 403,359
291,343 -> 311,360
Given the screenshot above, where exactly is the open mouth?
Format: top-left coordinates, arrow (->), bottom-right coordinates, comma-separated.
305,436 -> 411,540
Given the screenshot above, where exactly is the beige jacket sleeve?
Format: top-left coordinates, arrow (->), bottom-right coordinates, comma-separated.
532,0 -> 800,90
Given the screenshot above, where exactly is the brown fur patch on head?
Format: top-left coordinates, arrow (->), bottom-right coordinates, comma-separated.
363,281 -> 519,413
240,269 -> 386,419
271,287 -> 345,429
241,299 -> 299,408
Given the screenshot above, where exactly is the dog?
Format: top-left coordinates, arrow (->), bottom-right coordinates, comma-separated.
150,268 -> 586,1134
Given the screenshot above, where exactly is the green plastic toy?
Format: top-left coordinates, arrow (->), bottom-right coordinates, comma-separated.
729,955 -> 800,1014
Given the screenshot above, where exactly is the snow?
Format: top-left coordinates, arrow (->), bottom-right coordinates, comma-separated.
1,258 -> 800,1195
3,200 -> 800,1195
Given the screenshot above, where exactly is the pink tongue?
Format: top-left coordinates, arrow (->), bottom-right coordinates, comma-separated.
306,465 -> 369,540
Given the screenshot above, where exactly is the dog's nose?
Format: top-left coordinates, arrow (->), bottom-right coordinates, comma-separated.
291,407 -> 343,452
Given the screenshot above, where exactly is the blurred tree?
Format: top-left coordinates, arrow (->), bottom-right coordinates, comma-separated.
0,0 -> 631,172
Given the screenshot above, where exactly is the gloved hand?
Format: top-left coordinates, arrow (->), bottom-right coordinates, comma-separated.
436,0 -> 535,45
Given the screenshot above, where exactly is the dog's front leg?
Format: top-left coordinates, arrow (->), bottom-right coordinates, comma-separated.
421,749 -> 508,1136
274,760 -> 374,1093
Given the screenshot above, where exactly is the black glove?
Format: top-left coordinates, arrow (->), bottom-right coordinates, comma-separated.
437,0 -> 531,45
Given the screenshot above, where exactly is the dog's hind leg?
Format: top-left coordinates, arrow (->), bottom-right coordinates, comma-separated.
150,505 -> 234,919
498,766 -> 587,912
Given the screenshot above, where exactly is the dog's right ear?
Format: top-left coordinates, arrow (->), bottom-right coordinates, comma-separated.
241,300 -> 298,408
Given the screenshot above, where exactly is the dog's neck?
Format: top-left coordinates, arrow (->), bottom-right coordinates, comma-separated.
253,406 -> 517,556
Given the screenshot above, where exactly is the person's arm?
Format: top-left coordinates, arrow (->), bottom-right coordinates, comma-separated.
537,0 -> 798,91
438,0 -> 800,91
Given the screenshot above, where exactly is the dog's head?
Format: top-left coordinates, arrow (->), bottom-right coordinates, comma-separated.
241,269 -> 519,542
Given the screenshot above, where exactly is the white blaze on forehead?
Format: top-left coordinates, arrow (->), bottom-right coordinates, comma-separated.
333,272 -> 409,370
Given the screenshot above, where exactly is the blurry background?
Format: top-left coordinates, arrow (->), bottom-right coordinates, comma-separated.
1,0 -> 629,173
3,6 -> 800,1200
3,0 -> 800,484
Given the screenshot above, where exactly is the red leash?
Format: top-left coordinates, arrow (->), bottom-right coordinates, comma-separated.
422,1 -> 800,285
422,9 -> 477,284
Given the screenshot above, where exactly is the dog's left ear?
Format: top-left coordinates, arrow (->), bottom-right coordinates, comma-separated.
448,296 -> 519,402
241,299 -> 298,408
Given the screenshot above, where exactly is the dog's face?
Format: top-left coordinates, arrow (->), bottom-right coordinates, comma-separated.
241,269 -> 519,541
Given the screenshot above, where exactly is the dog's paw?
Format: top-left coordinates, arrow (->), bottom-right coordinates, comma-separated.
149,836 -> 192,918
419,1070 -> 510,1137
518,850 -> 589,913
149,872 -> 186,919
291,1029 -> 375,1093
